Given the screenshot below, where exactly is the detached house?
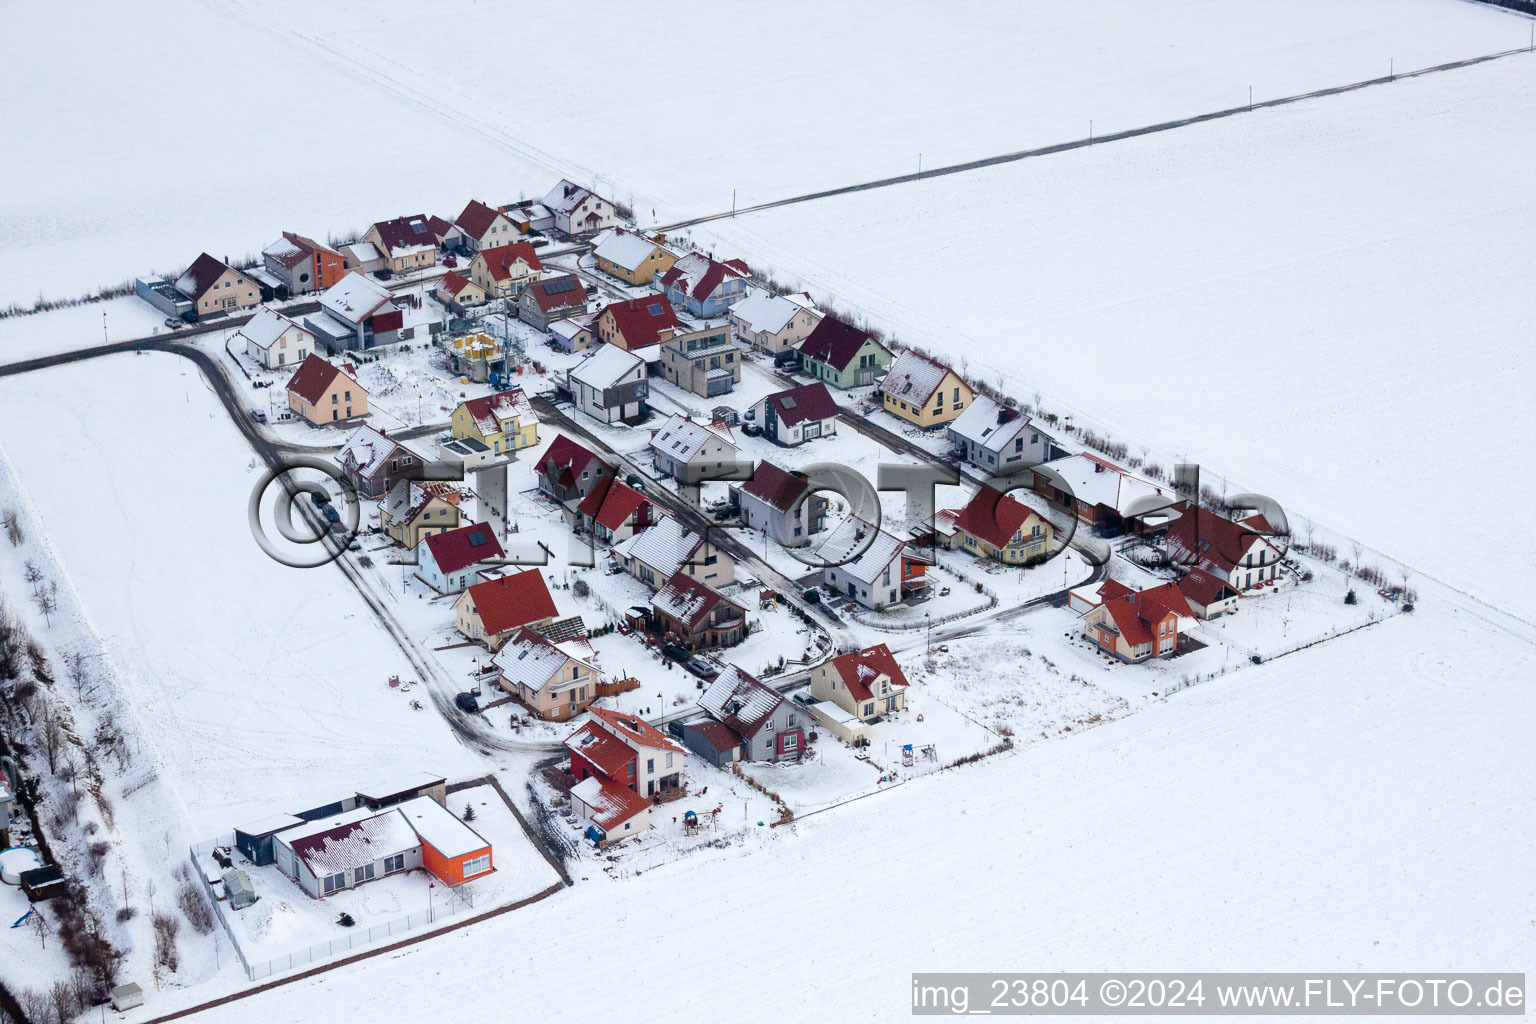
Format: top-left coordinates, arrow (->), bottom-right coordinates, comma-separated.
417,523 -> 505,593
570,476 -> 654,544
237,308 -> 315,370
1176,567 -> 1242,620
454,569 -> 559,648
595,294 -> 680,357
591,228 -> 676,285
518,274 -> 588,331
934,485 -> 1054,566
305,272 -> 402,353
364,215 -> 438,274
948,395 -> 1054,477
452,199 -> 518,253
730,288 -> 822,359
648,415 -> 738,484
612,515 -> 734,589
336,424 -> 417,498
810,643 -> 910,723
659,325 -> 740,398
262,232 -> 345,295
450,390 -> 539,458
550,312 -> 598,353
565,708 -> 687,843
751,381 -> 839,446
732,461 -> 828,547
382,480 -> 461,548
651,571 -> 747,649
535,434 -> 614,504
797,316 -> 892,389
286,355 -> 367,425
878,350 -> 972,429
542,179 -> 620,236
1031,453 -> 1169,530
692,666 -> 805,764
468,241 -> 542,299
813,516 -> 928,610
568,345 -> 648,425
1159,503 -> 1285,593
1082,583 -> 1193,663
175,253 -> 261,318
338,240 -> 384,276
655,252 -> 751,317
493,627 -> 597,720
434,271 -> 486,310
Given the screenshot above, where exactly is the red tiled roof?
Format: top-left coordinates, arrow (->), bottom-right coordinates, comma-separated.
589,707 -> 686,754
950,486 -> 1039,550
1099,583 -> 1194,647
765,381 -> 838,428
564,722 -> 635,778
422,523 -> 505,576
477,242 -> 542,280
576,476 -> 649,531
285,354 -> 357,405
829,644 -> 908,703
652,570 -> 743,632
268,232 -> 319,269
575,776 -> 651,831
463,569 -> 557,637
180,252 -> 236,300
1097,579 -> 1134,604
440,270 -> 473,295
1163,504 -> 1274,575
455,199 -> 502,239
426,215 -> 455,241
601,295 -> 679,350
685,719 -> 745,755
524,274 -> 586,313
539,434 -> 606,488
371,214 -> 435,254
740,461 -> 809,513
798,315 -> 887,371
1177,568 -> 1238,608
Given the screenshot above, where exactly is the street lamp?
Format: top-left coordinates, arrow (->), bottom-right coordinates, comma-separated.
925,612 -> 932,653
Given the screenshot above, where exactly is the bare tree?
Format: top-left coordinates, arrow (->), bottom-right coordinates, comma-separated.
32,582 -> 58,628
64,651 -> 92,702
3,508 -> 21,547
22,558 -> 43,594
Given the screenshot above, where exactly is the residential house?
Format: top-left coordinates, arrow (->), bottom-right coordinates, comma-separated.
697,667 -> 804,763
751,381 -> 839,446
381,479 -> 461,548
335,424 -> 418,498
467,241 -> 542,299
535,434 -> 614,504
1159,503 -> 1285,592
933,485 -> 1054,566
450,390 -> 539,458
947,395 -> 1054,477
570,476 -> 653,544
878,350 -> 972,429
591,228 -> 676,285
732,461 -> 827,547
454,569 -> 560,648
1031,453 -> 1170,530
452,199 -> 518,253
541,179 -> 621,236
237,308 -> 315,370
567,345 -> 648,425
338,241 -> 384,276
550,312 -> 598,353
304,272 -> 402,352
648,415 -> 738,484
272,795 -> 491,898
650,571 -> 747,649
810,643 -> 909,722
812,516 -> 927,610
730,288 -> 822,358
492,627 -> 596,720
517,274 -> 588,330
434,271 -> 486,309
611,514 -> 734,589
174,253 -> 261,318
655,252 -> 751,318
262,232 -> 345,295
417,522 -> 505,593
595,294 -> 680,357
1177,567 -> 1242,619
1066,578 -> 1135,616
796,315 -> 892,389
425,215 -> 461,251
565,708 -> 687,842
499,199 -> 553,234
364,215 -> 438,273
286,354 -> 367,425
659,325 -> 740,398
1082,583 -> 1193,662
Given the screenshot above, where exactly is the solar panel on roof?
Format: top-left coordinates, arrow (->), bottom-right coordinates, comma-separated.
781,397 -> 797,409
468,531 -> 488,547
647,303 -> 663,315
544,278 -> 578,296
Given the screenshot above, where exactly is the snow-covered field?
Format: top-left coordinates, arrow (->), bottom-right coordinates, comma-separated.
4,0 -> 1532,307
698,53 -> 1536,625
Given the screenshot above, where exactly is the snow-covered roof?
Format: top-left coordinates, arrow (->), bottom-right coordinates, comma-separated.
384,478 -> 457,523
569,344 -> 644,390
236,308 -> 309,353
320,272 -> 393,324
878,350 -> 956,406
276,805 -> 419,876
812,516 -> 907,586
698,666 -> 783,739
650,571 -> 741,632
493,628 -> 589,696
613,515 -> 700,578
1037,453 -> 1165,514
236,813 -> 304,837
731,288 -> 817,335
263,235 -> 306,266
570,775 -> 650,831
550,312 -> 597,344
395,796 -> 491,859
947,394 -> 1035,455
542,179 -> 603,217
459,390 -> 533,436
341,241 -> 381,263
592,229 -> 668,272
353,771 -> 447,803
338,425 -> 410,478
649,414 -> 736,465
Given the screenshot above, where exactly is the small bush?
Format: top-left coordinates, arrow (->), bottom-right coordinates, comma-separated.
1344,589 -> 1358,605
337,912 -> 356,928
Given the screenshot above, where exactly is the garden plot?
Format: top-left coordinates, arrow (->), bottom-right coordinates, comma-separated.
739,739 -> 886,815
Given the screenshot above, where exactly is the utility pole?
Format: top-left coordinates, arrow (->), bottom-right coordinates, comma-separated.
1248,86 -> 1253,112
917,153 -> 922,180
1389,58 -> 1394,80
1088,119 -> 1093,145
731,189 -> 736,218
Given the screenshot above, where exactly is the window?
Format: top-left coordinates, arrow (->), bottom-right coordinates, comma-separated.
666,752 -> 674,768
781,733 -> 798,751
323,872 -> 346,894
626,762 -> 635,778
332,393 -> 339,405
355,862 -> 376,883
863,703 -> 874,717
646,757 -> 655,774
461,853 -> 491,877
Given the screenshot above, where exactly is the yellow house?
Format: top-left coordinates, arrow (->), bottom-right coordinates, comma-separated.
877,350 -> 972,428
591,228 -> 677,285
175,253 -> 262,317
382,480 -> 461,548
935,486 -> 1054,566
364,215 -> 438,274
435,271 -> 486,308
450,389 -> 538,455
493,628 -> 598,721
285,354 -> 368,426
468,242 -> 543,298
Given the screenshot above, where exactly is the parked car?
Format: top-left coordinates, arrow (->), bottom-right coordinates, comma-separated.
454,692 -> 479,713
320,505 -> 341,525
802,587 -> 821,604
661,642 -> 692,663
625,474 -> 646,492
310,491 -> 331,506
249,409 -> 267,423
685,656 -> 721,681
163,317 -> 181,330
